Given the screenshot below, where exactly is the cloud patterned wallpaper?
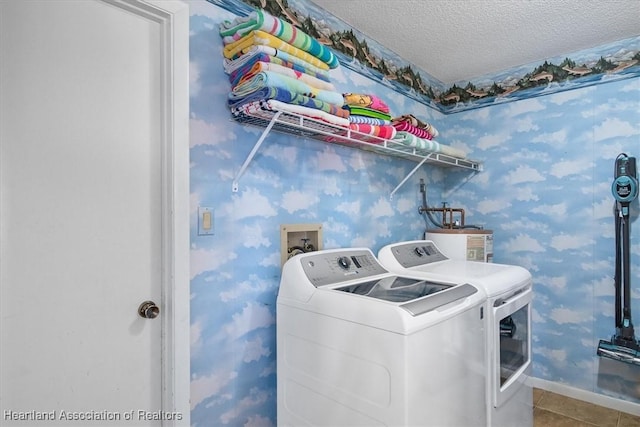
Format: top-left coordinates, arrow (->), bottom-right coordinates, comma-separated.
188,1 -> 640,425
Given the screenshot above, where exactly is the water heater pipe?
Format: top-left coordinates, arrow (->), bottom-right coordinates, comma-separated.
422,205 -> 466,229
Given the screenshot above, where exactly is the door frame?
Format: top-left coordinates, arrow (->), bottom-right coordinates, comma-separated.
103,1 -> 190,425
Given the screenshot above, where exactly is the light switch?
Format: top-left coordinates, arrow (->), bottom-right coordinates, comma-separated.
198,207 -> 214,236
202,212 -> 212,230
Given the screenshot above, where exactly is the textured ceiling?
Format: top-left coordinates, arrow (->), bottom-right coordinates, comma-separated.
309,0 -> 640,84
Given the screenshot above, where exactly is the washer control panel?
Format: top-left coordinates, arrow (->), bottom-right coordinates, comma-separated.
300,249 -> 388,287
388,241 -> 449,268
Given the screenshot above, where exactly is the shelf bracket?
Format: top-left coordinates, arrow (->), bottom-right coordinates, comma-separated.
390,156 -> 429,199
232,111 -> 282,192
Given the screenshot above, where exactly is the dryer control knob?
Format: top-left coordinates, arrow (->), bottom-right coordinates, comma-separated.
414,247 -> 425,257
337,256 -> 351,269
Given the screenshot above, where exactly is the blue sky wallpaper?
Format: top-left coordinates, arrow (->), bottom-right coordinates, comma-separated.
188,1 -> 640,425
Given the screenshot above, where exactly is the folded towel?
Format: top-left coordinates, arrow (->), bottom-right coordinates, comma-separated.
348,116 -> 391,125
343,93 -> 390,114
231,71 -> 344,106
349,123 -> 396,140
392,121 -> 434,140
241,46 -> 332,79
240,99 -> 350,128
232,61 -> 336,92
392,131 -> 465,158
223,30 -> 331,71
219,8 -> 339,69
392,114 -> 439,138
346,106 -> 392,121
326,123 -> 396,145
392,131 -> 439,151
228,86 -> 349,119
225,49 -> 332,84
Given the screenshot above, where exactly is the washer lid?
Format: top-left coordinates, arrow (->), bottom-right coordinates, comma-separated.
336,276 -> 451,303
335,277 -> 479,316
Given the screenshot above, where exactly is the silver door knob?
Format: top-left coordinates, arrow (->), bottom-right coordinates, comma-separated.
138,301 -> 160,319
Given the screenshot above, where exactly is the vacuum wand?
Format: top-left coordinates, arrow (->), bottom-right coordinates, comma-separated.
613,154 -> 637,339
597,153 -> 640,365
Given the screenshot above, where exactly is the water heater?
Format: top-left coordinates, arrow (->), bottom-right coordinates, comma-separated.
425,229 -> 494,262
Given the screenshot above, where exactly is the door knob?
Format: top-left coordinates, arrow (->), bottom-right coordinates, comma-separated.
138,301 -> 160,319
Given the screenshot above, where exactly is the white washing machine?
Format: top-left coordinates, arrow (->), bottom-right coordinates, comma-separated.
277,248 -> 487,426
378,240 -> 533,427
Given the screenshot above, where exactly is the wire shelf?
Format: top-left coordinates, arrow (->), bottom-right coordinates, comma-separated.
230,103 -> 482,196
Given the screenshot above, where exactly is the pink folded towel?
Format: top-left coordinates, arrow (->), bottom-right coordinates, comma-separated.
391,114 -> 439,138
347,123 -> 396,143
393,121 -> 434,140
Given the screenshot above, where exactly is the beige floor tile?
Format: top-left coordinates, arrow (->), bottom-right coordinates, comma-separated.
533,388 -> 546,406
533,407 -> 593,427
619,412 -> 640,427
536,391 -> 619,427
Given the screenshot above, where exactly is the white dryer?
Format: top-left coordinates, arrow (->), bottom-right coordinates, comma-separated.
378,240 -> 533,427
277,248 -> 487,426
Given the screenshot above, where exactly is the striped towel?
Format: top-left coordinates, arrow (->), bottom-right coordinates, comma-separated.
393,121 -> 434,140
228,86 -> 349,119
223,30 -> 331,71
346,106 -> 391,121
326,123 -> 396,145
231,71 -> 344,106
242,99 -> 350,128
232,61 -> 336,92
349,116 -> 391,125
392,131 -> 465,158
392,114 -> 439,138
219,8 -> 339,69
225,49 -> 332,83
349,124 -> 396,140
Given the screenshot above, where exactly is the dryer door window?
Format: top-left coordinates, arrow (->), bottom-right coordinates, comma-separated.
493,288 -> 532,408
499,305 -> 528,386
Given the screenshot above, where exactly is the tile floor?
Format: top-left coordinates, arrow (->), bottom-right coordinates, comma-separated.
533,388 -> 640,427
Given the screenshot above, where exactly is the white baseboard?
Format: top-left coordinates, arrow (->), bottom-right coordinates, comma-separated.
529,377 -> 640,416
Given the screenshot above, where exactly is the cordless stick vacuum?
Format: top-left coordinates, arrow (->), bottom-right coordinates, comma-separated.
597,153 -> 640,365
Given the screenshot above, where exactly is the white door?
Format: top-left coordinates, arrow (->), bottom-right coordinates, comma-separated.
0,1 -> 189,425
